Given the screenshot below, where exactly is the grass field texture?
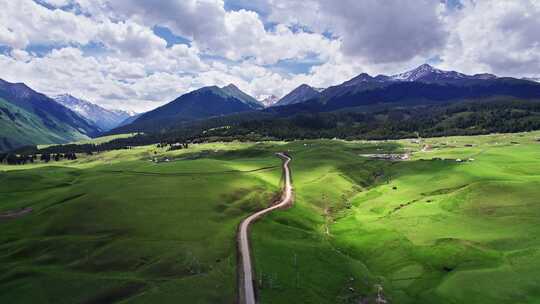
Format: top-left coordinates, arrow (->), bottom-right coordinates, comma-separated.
0,142 -> 283,303
1,131 -> 540,303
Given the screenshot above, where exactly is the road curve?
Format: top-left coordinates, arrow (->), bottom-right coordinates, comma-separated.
238,153 -> 293,304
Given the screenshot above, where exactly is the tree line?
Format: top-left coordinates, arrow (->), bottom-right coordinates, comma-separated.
0,152 -> 77,165
5,97 -> 540,161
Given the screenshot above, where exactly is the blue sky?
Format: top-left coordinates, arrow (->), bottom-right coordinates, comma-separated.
0,0 -> 539,112
153,26 -> 191,48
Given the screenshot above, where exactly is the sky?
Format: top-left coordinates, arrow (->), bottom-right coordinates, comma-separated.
1,0 -> 540,112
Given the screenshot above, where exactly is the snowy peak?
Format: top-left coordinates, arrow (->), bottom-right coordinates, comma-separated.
53,94 -> 132,131
54,94 -> 93,117
275,84 -> 322,106
338,64 -> 500,87
390,64 -> 496,82
523,77 -> 540,83
391,64 -> 458,81
259,95 -> 280,107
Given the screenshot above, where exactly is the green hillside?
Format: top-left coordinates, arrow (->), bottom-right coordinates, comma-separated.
1,132 -> 540,303
0,142 -> 282,303
0,98 -> 89,151
252,133 -> 540,303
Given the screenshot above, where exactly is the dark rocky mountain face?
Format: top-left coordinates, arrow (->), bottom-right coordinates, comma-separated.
107,65 -> 540,137
0,79 -> 102,151
220,84 -> 263,109
274,84 -> 322,107
293,64 -> 539,111
0,79 -> 100,137
114,85 -> 261,133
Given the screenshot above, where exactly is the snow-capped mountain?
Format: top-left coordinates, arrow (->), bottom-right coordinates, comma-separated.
392,64 -> 461,82
390,64 -> 497,82
523,77 -> 540,83
274,84 -> 322,106
259,95 -> 280,107
53,94 -> 132,131
334,64 -> 499,88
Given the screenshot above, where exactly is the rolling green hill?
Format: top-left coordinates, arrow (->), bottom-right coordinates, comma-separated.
252,133 -> 540,303
1,132 -> 540,303
0,79 -> 100,152
0,98 -> 89,151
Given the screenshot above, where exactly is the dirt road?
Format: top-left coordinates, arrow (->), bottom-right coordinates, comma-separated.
238,153 -> 293,304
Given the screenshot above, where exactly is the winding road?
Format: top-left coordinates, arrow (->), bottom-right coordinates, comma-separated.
238,153 -> 293,304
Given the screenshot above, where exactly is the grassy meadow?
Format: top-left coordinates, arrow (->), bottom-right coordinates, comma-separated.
0,142 -> 283,303
252,131 -> 540,303
2,131 -> 540,303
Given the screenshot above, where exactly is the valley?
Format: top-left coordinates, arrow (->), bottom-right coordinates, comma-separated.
2,131 -> 540,303
4,2 -> 540,303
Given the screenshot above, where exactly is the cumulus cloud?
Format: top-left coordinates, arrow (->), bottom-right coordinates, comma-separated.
0,0 -> 95,48
0,0 -> 170,58
107,0 -> 227,48
220,11 -> 339,64
1,0 -> 540,112
96,20 -> 167,58
267,0 -> 448,64
86,0 -> 337,65
440,0 -> 540,77
0,46 -> 203,112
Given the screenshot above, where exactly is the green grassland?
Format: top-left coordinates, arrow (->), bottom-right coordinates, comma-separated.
2,131 -> 540,303
37,133 -> 139,149
251,131 -> 540,303
0,98 -> 89,151
0,142 -> 283,303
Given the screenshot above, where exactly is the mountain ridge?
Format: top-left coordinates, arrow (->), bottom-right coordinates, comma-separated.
113,64 -> 540,134
113,84 -> 262,133
53,94 -> 132,131
274,84 -> 322,107
260,95 -> 280,107
0,79 -> 100,151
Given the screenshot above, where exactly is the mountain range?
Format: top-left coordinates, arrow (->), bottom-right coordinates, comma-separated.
0,79 -> 100,151
273,84 -> 323,107
259,95 -> 279,107
3,63 -> 540,151
113,64 -> 540,134
115,84 -> 263,132
53,94 -> 132,131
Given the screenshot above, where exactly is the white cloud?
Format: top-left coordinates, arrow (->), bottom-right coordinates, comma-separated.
10,49 -> 32,62
0,46 -> 202,112
267,0 -> 447,64
96,20 -> 167,58
0,0 -> 169,58
440,0 -> 540,77
220,13 -> 339,65
0,0 -> 96,48
86,0 -> 337,65
1,0 -> 540,113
